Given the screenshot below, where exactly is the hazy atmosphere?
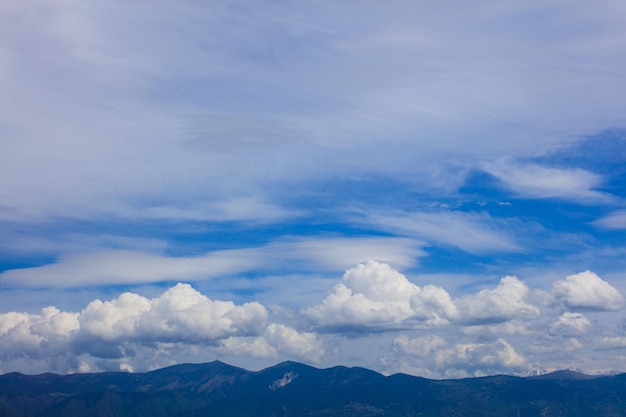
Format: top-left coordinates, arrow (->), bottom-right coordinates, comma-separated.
2,0 -> 626,378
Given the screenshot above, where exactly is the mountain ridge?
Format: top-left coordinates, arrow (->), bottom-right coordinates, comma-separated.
2,361 -> 626,416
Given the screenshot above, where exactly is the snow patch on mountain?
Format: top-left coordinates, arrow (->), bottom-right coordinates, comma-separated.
269,371 -> 298,390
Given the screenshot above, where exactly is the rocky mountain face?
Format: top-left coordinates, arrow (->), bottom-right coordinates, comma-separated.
1,361 -> 626,417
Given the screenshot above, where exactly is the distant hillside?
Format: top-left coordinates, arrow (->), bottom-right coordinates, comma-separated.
1,361 -> 626,417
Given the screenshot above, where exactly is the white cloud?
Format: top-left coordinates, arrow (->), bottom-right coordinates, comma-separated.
2,0 -> 626,224
218,324 -> 323,363
392,335 -> 527,377
304,262 -> 543,331
0,237 -> 424,287
0,232 -> 168,257
303,261 -> 454,330
552,270 -> 625,311
483,159 -> 610,203
454,276 -> 541,325
548,312 -> 591,337
598,336 -> 626,350
119,197 -> 302,223
0,284 -> 268,366
0,308 -> 79,367
593,210 -> 626,229
363,211 -> 520,254
2,0 -> 626,378
0,283 -> 328,373
79,284 -> 267,344
1,264 -> 626,376
265,324 -> 324,362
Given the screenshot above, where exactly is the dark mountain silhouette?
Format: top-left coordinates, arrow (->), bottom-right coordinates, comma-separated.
1,361 -> 625,416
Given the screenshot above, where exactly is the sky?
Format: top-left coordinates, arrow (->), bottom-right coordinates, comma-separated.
2,0 -> 626,379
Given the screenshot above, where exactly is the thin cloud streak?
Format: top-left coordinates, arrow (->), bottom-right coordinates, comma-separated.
0,238 -> 425,287
483,159 -> 612,203
593,211 -> 626,229
361,210 -> 521,254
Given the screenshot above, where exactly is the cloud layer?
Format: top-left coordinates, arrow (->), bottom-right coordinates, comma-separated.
2,0 -> 626,379
2,262 -> 624,377
1,0 -> 626,224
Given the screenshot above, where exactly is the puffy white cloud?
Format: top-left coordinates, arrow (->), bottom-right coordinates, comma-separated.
79,292 -> 151,341
0,283 -> 330,373
0,284 -> 271,371
2,264 -> 625,376
552,270 -> 625,311
303,261 -> 454,330
304,262 -> 544,331
392,335 -> 527,377
0,308 -> 79,365
80,283 -> 268,344
393,335 -> 448,363
470,339 -> 527,369
265,324 -> 324,362
548,312 -> 591,336
221,324 -> 324,363
454,276 -> 540,325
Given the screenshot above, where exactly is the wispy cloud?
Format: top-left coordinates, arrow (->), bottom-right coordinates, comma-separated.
361,210 -> 520,254
483,159 -> 612,203
2,1 -> 626,224
0,238 -> 424,287
592,210 -> 626,229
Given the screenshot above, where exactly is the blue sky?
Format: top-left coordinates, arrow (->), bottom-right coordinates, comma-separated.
2,0 -> 626,378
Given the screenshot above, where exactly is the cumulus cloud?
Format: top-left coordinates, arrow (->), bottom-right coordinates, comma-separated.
0,308 -> 79,360
221,324 -> 324,363
0,284 -> 295,373
392,335 -> 527,378
454,276 -> 541,325
79,284 -> 268,344
392,335 -> 448,361
552,270 -> 625,311
548,312 -> 591,336
303,261 -> 455,331
304,262 -> 542,331
1,263 -> 625,376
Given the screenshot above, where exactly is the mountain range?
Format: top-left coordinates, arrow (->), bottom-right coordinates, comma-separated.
1,360 -> 626,416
